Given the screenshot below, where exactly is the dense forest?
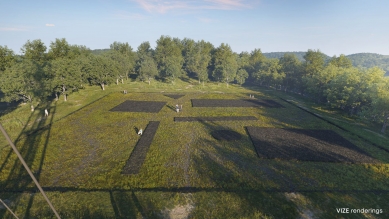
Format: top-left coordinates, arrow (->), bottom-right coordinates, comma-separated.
264,52 -> 389,76
0,36 -> 388,132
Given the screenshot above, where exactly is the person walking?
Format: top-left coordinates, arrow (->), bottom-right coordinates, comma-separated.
44,109 -> 49,117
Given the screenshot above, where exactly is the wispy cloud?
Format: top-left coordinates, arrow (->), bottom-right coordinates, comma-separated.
133,0 -> 251,14
45,24 -> 55,27
0,27 -> 28,31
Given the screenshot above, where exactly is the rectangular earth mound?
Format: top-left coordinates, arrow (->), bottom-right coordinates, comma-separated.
110,100 -> 166,113
246,127 -> 378,163
174,116 -> 258,122
122,121 -> 160,174
191,99 -> 283,108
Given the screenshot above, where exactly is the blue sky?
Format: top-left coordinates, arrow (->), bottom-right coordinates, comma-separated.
1,0 -> 388,56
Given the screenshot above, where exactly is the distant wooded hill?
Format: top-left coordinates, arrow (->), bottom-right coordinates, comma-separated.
263,52 -> 389,76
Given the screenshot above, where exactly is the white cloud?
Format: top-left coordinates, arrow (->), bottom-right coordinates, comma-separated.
45,24 -> 55,27
133,0 -> 251,14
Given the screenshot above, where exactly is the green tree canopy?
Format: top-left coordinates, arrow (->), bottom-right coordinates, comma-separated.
328,54 -> 353,68
211,43 -> 238,87
21,39 -> 47,64
48,38 -> 70,60
155,36 -> 184,83
0,59 -> 44,110
279,53 -> 303,92
87,55 -> 117,90
0,45 -> 16,72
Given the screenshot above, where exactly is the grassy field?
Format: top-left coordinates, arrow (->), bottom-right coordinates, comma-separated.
0,79 -> 388,218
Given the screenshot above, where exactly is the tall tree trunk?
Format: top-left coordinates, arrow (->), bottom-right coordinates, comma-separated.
101,83 -> 105,90
55,93 -> 58,101
121,78 -> 124,84
381,114 -> 388,133
116,78 -> 119,85
64,94 -> 67,101
148,77 -> 151,85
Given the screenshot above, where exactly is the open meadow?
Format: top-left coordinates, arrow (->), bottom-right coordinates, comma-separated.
1,80 -> 389,218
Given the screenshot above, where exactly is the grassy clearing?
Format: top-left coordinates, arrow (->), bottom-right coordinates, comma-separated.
1,79 -> 389,218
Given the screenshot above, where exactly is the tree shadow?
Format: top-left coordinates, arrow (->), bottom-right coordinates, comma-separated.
0,101 -> 57,218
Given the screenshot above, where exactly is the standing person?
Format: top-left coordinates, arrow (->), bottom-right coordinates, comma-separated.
138,128 -> 143,135
44,109 -> 49,117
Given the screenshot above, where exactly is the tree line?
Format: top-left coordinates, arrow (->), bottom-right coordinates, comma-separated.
0,36 -> 388,132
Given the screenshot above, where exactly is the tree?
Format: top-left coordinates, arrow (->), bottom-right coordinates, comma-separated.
68,45 -> 91,58
44,57 -> 83,101
155,36 -> 184,83
88,55 -> 117,90
303,49 -> 325,77
182,38 -> 196,76
0,45 -> 16,72
182,39 -> 213,85
235,69 -> 248,85
302,49 -> 327,101
137,55 -> 158,85
325,67 -> 365,114
247,49 -> 266,81
135,42 -> 158,85
0,60 -> 44,111
109,41 -> 136,81
328,54 -> 353,68
211,43 -> 238,87
48,38 -> 70,60
21,39 -> 47,64
359,77 -> 389,133
279,53 -> 303,92
252,59 -> 284,88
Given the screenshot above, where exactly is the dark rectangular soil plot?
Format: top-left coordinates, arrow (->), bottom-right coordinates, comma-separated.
122,121 -> 160,174
246,127 -> 378,163
164,94 -> 185,99
110,100 -> 166,113
191,99 -> 283,108
174,116 -> 258,122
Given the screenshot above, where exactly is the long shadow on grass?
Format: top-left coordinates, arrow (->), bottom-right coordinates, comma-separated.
109,190 -> 146,218
0,102 -> 57,218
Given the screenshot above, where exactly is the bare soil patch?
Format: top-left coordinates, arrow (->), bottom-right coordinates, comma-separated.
174,116 -> 258,122
246,127 -> 378,163
122,121 -> 160,174
211,130 -> 242,141
110,100 -> 166,113
191,99 -> 283,108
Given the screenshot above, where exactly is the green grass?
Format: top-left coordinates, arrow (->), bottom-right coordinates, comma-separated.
1,79 -> 389,218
